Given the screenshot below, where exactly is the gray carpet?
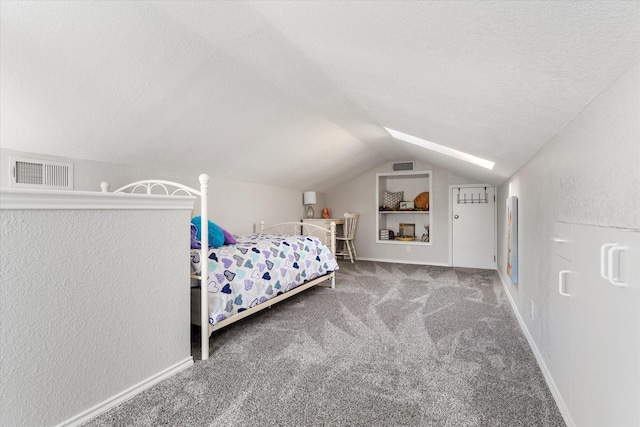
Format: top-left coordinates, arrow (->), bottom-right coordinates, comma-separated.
85,261 -> 565,426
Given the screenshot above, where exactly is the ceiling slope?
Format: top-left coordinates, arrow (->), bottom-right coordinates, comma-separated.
1,1 -> 639,191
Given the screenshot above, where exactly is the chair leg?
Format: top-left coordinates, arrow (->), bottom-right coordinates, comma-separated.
347,241 -> 354,263
351,240 -> 358,261
336,241 -> 346,261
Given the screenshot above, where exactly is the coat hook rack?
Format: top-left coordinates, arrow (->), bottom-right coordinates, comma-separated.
457,187 -> 489,204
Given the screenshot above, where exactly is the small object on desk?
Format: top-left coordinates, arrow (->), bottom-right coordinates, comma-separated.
303,191 -> 317,219
322,208 -> 331,219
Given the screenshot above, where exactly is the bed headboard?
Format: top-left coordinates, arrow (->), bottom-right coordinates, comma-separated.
100,177 -> 205,197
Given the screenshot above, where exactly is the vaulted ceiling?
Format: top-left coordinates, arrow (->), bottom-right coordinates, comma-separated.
1,1 -> 639,191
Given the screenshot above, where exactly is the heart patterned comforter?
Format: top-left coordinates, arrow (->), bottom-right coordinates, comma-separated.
191,233 -> 338,326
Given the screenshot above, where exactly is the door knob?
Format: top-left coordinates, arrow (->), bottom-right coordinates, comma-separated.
453,215 -> 459,219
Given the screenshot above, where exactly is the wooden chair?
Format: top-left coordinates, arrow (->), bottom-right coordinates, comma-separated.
335,213 -> 359,263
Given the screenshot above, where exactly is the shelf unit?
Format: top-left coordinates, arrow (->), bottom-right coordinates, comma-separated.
376,170 -> 432,245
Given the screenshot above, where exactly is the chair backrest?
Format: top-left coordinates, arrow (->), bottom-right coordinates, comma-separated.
343,213 -> 359,239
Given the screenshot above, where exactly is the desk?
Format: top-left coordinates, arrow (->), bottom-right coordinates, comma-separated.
301,218 -> 345,248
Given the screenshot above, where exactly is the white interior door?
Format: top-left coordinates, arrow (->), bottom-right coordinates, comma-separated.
451,186 -> 496,269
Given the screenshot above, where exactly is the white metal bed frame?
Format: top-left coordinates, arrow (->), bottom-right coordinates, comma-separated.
100,174 -> 337,361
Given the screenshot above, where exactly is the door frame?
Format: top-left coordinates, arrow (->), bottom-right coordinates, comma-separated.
448,184 -> 497,268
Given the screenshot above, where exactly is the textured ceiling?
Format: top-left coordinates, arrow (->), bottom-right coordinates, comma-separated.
1,1 -> 639,191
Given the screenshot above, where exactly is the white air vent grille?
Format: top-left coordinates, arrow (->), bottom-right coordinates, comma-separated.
11,157 -> 74,189
392,161 -> 414,172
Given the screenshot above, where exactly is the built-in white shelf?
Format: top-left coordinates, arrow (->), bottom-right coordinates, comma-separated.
376,170 -> 432,245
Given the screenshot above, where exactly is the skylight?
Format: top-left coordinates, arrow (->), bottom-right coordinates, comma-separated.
384,127 -> 495,170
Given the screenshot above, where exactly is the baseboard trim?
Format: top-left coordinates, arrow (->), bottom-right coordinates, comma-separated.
496,269 -> 574,427
356,257 -> 451,267
56,357 -> 194,427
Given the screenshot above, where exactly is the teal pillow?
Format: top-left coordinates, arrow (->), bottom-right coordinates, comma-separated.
191,216 -> 225,248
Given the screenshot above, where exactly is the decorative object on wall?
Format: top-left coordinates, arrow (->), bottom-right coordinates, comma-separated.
322,208 -> 331,219
303,191 -> 317,219
507,196 -> 518,284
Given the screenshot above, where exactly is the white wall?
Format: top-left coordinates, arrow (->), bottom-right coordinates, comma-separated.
0,191 -> 194,426
496,62 -> 639,421
327,160 -> 486,265
0,149 -> 318,233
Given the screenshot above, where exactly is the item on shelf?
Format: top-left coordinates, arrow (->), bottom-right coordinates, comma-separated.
414,191 -> 429,209
382,191 -> 404,209
379,229 -> 390,240
399,223 -> 415,238
421,225 -> 430,242
396,236 -> 416,241
322,208 -> 331,219
399,201 -> 415,210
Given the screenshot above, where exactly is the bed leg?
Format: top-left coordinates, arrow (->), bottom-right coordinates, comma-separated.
331,273 -> 335,289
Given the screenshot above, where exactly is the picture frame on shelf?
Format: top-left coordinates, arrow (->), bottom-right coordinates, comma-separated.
399,223 -> 415,238
399,201 -> 415,210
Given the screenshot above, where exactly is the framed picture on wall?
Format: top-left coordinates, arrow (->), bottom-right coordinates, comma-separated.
507,196 -> 518,284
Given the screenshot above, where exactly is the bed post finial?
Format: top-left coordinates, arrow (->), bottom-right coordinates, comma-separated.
199,174 -> 209,187
100,182 -> 110,192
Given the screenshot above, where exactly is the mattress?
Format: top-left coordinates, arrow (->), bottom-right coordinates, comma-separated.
191,233 -> 338,326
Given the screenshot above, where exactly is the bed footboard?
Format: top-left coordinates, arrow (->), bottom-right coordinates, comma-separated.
260,221 -> 337,257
